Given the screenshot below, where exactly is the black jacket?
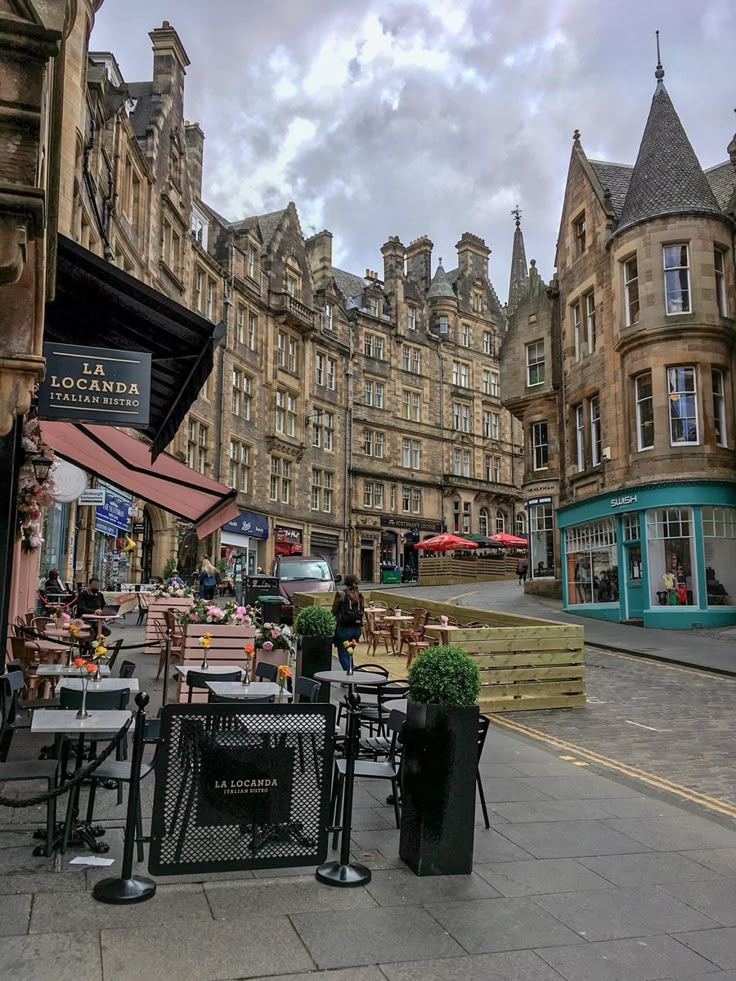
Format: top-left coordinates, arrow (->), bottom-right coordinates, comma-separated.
76,589 -> 105,617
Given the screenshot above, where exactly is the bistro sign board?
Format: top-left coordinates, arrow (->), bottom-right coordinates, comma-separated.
38,343 -> 151,427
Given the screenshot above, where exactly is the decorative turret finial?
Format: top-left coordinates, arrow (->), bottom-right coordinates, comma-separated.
655,30 -> 665,82
511,205 -> 522,228
438,257 -> 443,265
573,128 -> 581,143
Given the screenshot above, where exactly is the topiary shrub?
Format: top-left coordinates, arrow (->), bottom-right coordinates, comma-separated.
294,605 -> 337,637
408,645 -> 480,707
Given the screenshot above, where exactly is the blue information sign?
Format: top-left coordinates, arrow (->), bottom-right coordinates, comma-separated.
95,485 -> 133,537
222,510 -> 269,541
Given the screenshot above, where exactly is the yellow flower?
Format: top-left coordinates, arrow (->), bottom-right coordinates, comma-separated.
199,635 -> 211,649
95,644 -> 107,658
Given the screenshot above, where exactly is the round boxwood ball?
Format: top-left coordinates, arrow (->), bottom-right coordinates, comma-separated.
407,645 -> 480,707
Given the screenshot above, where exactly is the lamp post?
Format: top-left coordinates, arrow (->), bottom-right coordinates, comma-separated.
31,454 -> 53,484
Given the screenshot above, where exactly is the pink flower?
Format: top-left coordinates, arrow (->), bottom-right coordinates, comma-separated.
272,627 -> 281,638
262,641 -> 273,651
190,613 -> 200,622
235,606 -> 247,618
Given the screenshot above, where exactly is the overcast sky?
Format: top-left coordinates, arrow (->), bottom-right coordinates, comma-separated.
91,0 -> 734,301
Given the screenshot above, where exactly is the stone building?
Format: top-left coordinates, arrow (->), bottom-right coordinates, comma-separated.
503,59 -> 736,628
37,18 -> 523,588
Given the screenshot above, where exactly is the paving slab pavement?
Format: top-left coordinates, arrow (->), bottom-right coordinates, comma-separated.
1,611 -> 735,980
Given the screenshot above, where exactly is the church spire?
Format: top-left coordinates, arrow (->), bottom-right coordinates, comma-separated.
507,206 -> 528,314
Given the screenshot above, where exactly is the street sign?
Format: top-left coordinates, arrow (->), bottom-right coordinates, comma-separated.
149,703 -> 335,875
79,488 -> 106,506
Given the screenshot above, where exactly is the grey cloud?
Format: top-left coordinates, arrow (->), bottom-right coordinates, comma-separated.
92,0 -> 734,299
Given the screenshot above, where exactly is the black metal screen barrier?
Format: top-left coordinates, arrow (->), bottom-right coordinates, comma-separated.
149,702 -> 336,876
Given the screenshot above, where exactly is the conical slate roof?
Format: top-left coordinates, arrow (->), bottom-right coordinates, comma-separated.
616,81 -> 722,235
427,263 -> 456,300
507,219 -> 528,314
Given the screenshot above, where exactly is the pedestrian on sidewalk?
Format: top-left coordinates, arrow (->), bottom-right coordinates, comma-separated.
332,574 -> 364,670
516,556 -> 528,586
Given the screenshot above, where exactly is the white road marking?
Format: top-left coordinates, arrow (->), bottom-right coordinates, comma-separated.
625,720 -> 663,732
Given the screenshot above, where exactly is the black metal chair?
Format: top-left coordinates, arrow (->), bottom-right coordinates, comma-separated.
104,639 -> 123,673
477,715 -> 491,829
359,679 -> 410,737
336,663 -> 388,729
0,672 -> 59,856
59,687 -> 131,803
254,661 -> 277,683
330,710 -> 405,846
185,669 -> 241,703
118,660 -> 136,679
294,677 -> 321,704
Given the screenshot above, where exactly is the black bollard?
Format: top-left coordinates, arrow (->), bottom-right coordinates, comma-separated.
161,626 -> 173,708
93,691 -> 157,905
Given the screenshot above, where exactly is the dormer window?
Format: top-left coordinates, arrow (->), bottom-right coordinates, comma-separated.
246,245 -> 257,280
367,296 -> 379,317
574,213 -> 586,256
191,208 -> 208,250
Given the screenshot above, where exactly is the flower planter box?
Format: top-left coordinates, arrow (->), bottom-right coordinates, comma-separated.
399,700 -> 479,876
176,622 -> 257,703
144,598 -> 194,656
296,636 -> 333,700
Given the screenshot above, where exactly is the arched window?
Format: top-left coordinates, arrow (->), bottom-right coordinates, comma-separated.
478,508 -> 489,538
496,509 -> 506,534
516,512 -> 527,537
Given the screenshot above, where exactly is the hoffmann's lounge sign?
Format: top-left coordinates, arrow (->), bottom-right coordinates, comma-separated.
38,343 -> 152,427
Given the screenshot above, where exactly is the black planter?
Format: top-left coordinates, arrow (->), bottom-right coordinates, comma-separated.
297,636 -> 333,700
399,700 -> 479,876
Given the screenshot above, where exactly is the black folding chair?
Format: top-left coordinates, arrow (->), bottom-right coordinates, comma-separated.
294,677 -> 321,704
255,662 -> 277,683
185,670 -> 241,703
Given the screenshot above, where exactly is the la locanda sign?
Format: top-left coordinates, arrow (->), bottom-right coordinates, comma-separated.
38,343 -> 151,427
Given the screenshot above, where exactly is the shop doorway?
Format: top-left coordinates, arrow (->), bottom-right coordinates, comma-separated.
624,543 -> 644,619
360,542 -> 375,583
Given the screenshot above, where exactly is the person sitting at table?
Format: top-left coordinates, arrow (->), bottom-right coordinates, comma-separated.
44,568 -> 64,597
76,578 -> 111,636
332,575 -> 364,670
166,568 -> 185,588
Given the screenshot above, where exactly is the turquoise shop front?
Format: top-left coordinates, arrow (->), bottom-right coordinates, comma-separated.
557,480 -> 736,629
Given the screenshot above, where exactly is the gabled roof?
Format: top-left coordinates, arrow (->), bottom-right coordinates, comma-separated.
427,263 -> 456,300
589,161 -> 633,219
705,161 -> 736,213
257,208 -> 287,248
615,81 -> 722,236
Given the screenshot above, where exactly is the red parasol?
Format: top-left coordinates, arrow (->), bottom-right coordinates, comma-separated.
489,532 -> 528,547
414,533 -> 479,552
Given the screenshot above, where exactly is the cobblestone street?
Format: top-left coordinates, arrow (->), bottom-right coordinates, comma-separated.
501,649 -> 736,808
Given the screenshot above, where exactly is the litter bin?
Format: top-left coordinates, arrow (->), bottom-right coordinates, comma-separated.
381,569 -> 401,584
258,595 -> 286,624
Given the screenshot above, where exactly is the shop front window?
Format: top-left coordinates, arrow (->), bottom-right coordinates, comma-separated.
646,507 -> 697,607
566,517 -> 618,604
702,506 -> 736,608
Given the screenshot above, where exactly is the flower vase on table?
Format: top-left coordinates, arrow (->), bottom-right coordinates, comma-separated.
343,640 -> 358,675
92,641 -> 108,681
242,644 -> 255,687
74,659 -> 98,719
276,663 -> 292,702
66,622 -> 81,666
198,632 -> 212,671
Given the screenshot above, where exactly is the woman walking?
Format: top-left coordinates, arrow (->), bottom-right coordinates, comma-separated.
332,575 -> 364,670
516,556 -> 528,586
199,558 -> 218,600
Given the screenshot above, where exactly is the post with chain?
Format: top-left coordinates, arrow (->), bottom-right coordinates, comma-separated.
161,625 -> 173,708
93,692 -> 156,904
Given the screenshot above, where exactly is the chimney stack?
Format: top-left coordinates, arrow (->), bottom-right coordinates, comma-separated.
184,122 -> 205,198
456,232 -> 491,280
381,236 -> 406,285
150,21 -> 190,98
304,229 -> 333,285
406,235 -> 433,293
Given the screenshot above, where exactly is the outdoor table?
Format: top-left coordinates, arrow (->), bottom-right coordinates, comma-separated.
31,709 -> 132,856
57,677 -> 140,693
315,669 -> 388,888
82,613 -> 123,639
45,626 -> 93,640
382,614 -> 414,655
37,664 -> 111,677
424,624 -> 462,645
174,664 -> 244,678
28,639 -> 68,656
205,680 -> 289,700
382,697 -> 408,715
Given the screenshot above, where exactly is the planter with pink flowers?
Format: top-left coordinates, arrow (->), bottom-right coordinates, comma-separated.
176,622 -> 257,703
253,621 -> 294,671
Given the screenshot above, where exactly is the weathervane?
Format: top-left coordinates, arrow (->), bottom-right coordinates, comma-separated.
655,30 -> 665,82
510,205 -> 522,228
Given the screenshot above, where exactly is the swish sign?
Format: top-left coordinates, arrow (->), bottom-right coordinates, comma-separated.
39,343 -> 151,427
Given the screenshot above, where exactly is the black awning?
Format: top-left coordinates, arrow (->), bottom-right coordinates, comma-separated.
45,235 -> 221,458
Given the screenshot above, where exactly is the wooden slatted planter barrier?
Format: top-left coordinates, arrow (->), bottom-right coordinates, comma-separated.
143,598 -> 194,656
176,623 -> 260,704
418,556 -> 517,586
